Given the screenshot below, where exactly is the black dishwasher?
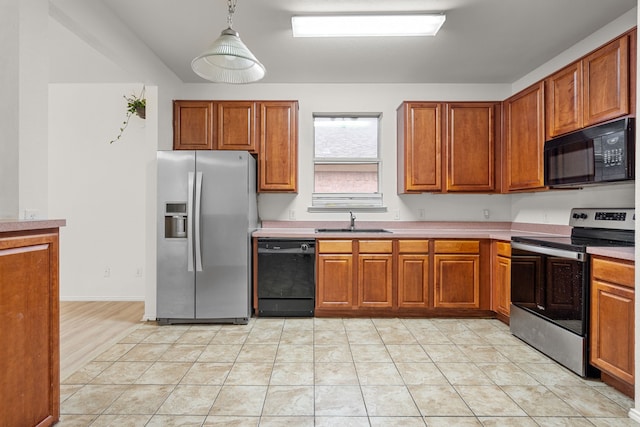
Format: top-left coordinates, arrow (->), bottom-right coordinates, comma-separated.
257,238 -> 315,317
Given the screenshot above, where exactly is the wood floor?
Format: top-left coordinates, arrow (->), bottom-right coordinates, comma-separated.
59,301 -> 145,381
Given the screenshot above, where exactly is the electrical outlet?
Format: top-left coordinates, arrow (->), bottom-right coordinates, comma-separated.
135,267 -> 143,277
24,209 -> 38,220
394,209 -> 400,220
104,267 -> 111,278
289,209 -> 296,220
418,209 -> 425,219
483,209 -> 490,219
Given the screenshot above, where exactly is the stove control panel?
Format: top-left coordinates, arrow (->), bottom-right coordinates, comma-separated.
569,208 -> 635,230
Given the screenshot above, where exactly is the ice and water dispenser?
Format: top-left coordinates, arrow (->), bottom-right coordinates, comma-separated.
164,203 -> 187,238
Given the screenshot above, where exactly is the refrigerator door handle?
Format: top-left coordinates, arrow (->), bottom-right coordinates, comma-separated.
187,172 -> 195,272
194,171 -> 204,272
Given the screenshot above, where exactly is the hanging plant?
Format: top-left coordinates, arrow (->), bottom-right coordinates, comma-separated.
109,86 -> 146,144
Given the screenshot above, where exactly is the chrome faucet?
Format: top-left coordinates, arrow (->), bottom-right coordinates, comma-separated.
349,211 -> 356,231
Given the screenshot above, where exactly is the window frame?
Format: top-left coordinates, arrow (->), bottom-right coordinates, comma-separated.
309,113 -> 386,212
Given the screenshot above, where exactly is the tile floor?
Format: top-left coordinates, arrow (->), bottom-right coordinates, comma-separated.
58,317 -> 638,426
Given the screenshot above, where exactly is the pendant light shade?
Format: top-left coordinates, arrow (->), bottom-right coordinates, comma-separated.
191,0 -> 265,84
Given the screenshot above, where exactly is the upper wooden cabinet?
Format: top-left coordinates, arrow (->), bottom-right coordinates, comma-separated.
397,103 -> 442,192
446,103 -> 498,192
173,99 -> 299,192
215,101 -> 257,153
583,35 -> 630,127
173,100 -> 214,150
503,82 -> 546,192
397,101 -> 499,193
546,32 -> 632,139
258,101 -> 299,192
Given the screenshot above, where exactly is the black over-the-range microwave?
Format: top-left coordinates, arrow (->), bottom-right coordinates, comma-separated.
544,117 -> 635,188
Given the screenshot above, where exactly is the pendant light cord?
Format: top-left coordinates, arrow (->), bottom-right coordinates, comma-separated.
227,0 -> 237,28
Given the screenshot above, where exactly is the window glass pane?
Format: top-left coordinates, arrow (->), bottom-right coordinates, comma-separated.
314,163 -> 378,193
314,117 -> 378,159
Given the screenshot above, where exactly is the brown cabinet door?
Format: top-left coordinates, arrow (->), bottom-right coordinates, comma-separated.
590,257 -> 634,387
397,254 -> 429,308
173,100 -> 214,150
317,253 -> 354,308
445,103 -> 496,192
258,101 -> 298,192
358,254 -> 393,308
397,102 -> 442,193
590,278 -> 634,384
546,61 -> 583,138
215,101 -> 257,152
583,36 -> 629,127
434,254 -> 481,308
0,232 -> 60,427
493,255 -> 511,317
503,82 -> 546,191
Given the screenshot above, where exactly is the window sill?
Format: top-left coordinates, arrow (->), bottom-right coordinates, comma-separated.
307,206 -> 388,213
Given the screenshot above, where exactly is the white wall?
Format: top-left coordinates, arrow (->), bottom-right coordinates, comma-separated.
48,83 -> 155,300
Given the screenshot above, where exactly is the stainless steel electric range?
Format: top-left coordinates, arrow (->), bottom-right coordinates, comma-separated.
510,207 -> 634,377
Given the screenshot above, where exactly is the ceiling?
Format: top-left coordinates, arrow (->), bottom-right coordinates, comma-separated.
96,0 -> 636,84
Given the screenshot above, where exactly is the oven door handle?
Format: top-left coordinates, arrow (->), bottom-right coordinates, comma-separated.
511,242 -> 586,262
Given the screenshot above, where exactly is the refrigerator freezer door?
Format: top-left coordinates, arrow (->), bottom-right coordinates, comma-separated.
195,151 -> 252,321
157,151 -> 196,319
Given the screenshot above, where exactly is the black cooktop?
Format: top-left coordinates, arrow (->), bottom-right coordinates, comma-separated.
511,234 -> 634,253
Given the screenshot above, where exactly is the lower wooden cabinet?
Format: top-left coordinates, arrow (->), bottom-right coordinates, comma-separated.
0,229 -> 60,427
357,240 -> 393,308
434,240 -> 481,309
316,240 -> 354,309
397,240 -> 430,308
492,241 -> 511,321
590,256 -> 634,397
315,238 -> 490,315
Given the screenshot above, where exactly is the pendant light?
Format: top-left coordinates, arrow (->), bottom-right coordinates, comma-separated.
191,0 -> 265,84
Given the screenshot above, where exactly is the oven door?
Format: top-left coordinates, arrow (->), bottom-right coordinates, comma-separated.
510,242 -> 588,336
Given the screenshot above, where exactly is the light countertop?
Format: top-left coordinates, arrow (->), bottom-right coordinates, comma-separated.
0,219 -> 66,233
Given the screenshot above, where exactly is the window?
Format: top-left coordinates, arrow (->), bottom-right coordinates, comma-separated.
311,114 -> 384,210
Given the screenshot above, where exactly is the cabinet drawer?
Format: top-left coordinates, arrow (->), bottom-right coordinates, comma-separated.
496,241 -> 511,257
434,240 -> 479,254
318,240 -> 353,254
359,240 -> 393,253
592,257 -> 634,288
398,240 -> 429,253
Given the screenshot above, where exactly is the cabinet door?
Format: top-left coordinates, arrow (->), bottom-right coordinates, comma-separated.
0,232 -> 60,427
434,254 -> 480,308
583,36 -> 629,127
173,100 -> 214,150
545,61 -> 583,138
503,82 -> 545,191
258,101 -> 298,192
397,102 -> 442,192
445,103 -> 496,192
215,101 -> 257,152
397,254 -> 429,308
358,254 -> 393,308
317,254 -> 353,308
590,279 -> 634,384
493,255 -> 511,317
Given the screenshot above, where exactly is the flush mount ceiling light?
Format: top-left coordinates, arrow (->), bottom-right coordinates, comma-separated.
191,0 -> 265,84
291,14 -> 446,37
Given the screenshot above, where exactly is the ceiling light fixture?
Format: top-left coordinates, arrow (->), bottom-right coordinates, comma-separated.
191,0 -> 265,84
291,14 -> 446,38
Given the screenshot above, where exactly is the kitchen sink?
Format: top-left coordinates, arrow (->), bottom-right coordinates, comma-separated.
315,228 -> 391,233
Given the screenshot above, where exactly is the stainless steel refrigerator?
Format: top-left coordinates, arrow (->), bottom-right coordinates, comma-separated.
156,150 -> 257,324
